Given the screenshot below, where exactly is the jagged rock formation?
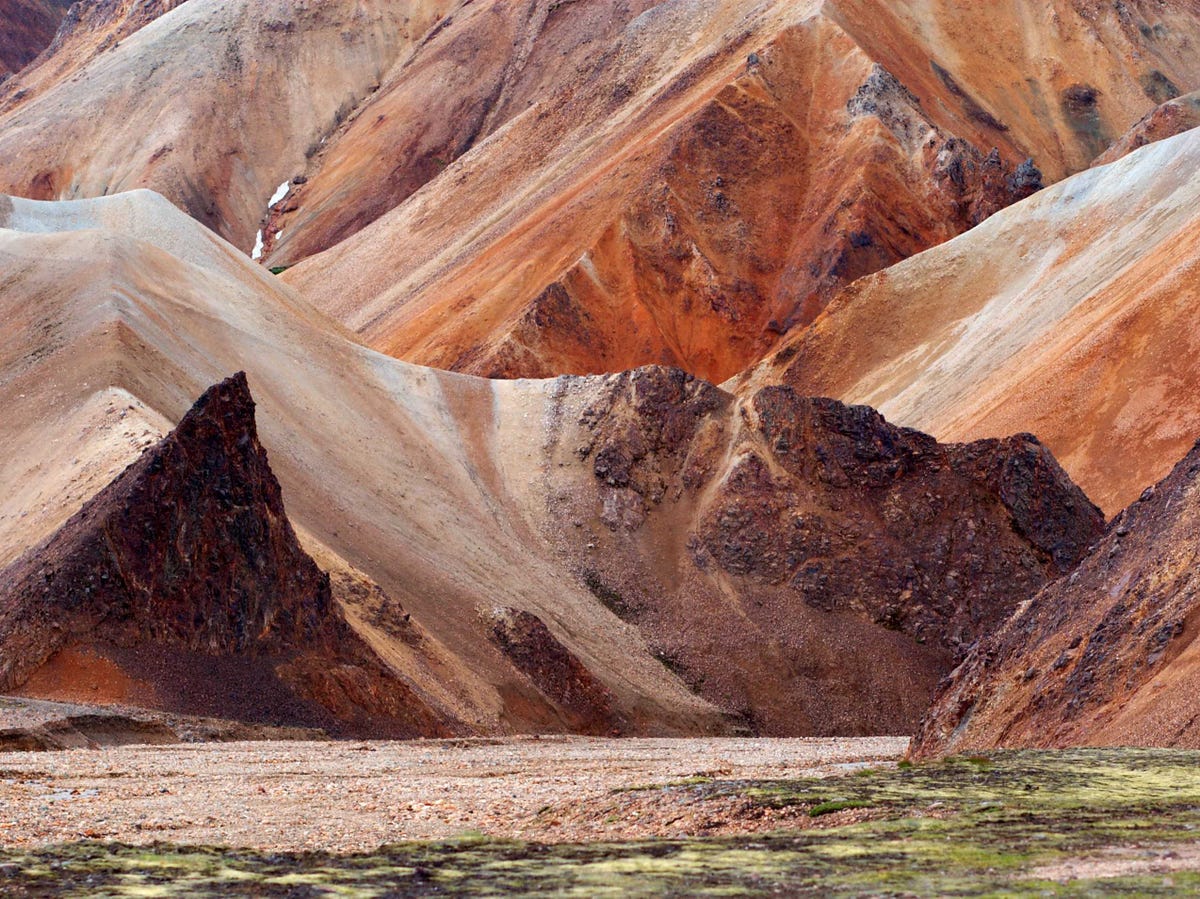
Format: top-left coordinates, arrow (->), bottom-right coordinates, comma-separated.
544,367 -> 1104,734
913,437 -> 1200,758
0,0 -> 73,78
738,124 -> 1200,516
0,372 -> 448,738
1094,90 -> 1200,166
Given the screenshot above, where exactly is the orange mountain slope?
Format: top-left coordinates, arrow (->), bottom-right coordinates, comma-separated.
280,0 -> 1200,381
737,126 -> 1200,516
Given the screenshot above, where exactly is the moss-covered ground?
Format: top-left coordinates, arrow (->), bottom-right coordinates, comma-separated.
5,749 -> 1200,896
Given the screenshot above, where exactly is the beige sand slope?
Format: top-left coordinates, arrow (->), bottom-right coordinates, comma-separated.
738,126 -> 1200,516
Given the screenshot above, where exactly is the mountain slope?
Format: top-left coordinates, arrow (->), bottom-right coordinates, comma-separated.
738,127 -> 1200,515
279,0 -> 1200,381
0,0 -> 451,251
0,190 -> 1104,735
913,437 -> 1200,758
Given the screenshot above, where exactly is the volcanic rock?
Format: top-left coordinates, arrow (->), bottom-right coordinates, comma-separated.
0,372 -> 447,738
912,436 -> 1200,758
546,366 -> 1104,734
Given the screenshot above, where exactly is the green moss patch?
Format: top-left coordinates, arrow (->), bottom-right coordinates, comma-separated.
5,750 -> 1200,896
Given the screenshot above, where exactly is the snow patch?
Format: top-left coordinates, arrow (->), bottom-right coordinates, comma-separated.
251,229 -> 264,261
269,180 -> 290,207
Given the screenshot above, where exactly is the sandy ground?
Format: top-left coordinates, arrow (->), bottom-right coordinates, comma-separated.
0,736 -> 906,852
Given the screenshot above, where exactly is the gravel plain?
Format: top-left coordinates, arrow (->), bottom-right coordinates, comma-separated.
0,736 -> 907,851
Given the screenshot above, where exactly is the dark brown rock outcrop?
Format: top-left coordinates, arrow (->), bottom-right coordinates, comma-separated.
0,0 -> 73,77
485,607 -> 624,736
0,373 -> 447,738
549,366 -> 1105,735
912,437 -> 1200,759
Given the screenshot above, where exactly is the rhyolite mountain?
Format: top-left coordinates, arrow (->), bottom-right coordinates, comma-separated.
3,1 -> 1200,381
912,435 -> 1200,758
0,191 -> 1105,736
0,372 -> 449,738
3,0 -> 1200,743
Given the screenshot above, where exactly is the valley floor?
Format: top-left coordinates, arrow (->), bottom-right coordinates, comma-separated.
2,742 -> 1199,895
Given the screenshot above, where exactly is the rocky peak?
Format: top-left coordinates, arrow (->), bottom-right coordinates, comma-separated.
0,374 -> 446,737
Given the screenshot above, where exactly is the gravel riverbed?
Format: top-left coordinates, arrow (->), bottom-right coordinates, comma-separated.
0,736 -> 907,851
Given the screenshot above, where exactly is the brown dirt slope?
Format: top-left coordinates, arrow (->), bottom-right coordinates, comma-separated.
282,0 -> 1200,381
912,437 -> 1200,758
0,0 -> 72,77
737,125 -> 1200,516
0,372 -> 448,738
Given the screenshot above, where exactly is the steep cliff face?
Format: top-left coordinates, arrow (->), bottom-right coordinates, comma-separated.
543,367 -> 1104,734
913,438 -> 1200,759
0,373 -> 448,738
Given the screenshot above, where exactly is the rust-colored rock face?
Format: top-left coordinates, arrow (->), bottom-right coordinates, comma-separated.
912,438 -> 1200,758
0,373 -> 447,738
0,0 -> 72,77
546,367 -> 1104,735
281,0 -> 1200,382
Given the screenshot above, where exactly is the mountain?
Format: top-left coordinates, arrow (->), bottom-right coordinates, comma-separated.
737,126 -> 1200,516
0,189 -> 1104,735
0,0 -> 72,78
4,1 -> 1199,383
912,436 -> 1200,758
0,0 -> 448,251
277,0 -> 1200,381
0,373 -> 449,737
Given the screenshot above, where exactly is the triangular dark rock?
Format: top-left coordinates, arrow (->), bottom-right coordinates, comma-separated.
0,373 -> 447,737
